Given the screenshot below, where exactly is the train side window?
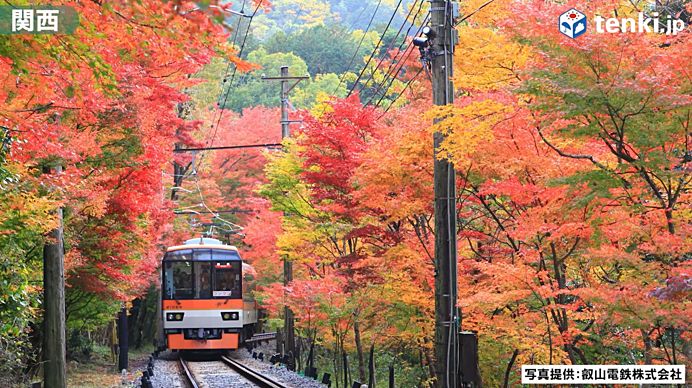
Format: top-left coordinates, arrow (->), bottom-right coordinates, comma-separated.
163,261 -> 194,299
212,261 -> 241,299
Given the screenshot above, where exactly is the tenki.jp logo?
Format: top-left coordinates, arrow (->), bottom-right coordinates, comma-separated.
559,9 -> 587,39
559,8 -> 686,39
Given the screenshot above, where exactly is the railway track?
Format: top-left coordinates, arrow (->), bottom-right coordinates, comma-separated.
179,358 -> 199,388
180,355 -> 290,388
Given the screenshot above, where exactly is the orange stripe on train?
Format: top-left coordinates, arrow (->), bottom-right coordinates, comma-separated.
162,299 -> 243,310
167,333 -> 238,350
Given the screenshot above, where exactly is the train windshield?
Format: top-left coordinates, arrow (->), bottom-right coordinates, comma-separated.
213,261 -> 241,299
164,261 -> 194,299
162,249 -> 242,300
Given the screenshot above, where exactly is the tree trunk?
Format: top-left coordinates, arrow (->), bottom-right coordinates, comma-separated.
276,328 -> 283,354
503,349 -> 519,388
368,344 -> 376,388
43,165 -> 66,388
354,321 -> 366,382
681,336 -> 692,361
642,329 -> 653,364
424,346 -> 437,388
128,298 -> 141,349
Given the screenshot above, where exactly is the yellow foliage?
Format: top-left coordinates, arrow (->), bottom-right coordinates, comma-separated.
425,100 -> 512,164
311,92 -> 334,118
80,190 -> 110,218
272,0 -> 338,29
0,162 -> 60,234
454,27 -> 530,92
458,0 -> 511,27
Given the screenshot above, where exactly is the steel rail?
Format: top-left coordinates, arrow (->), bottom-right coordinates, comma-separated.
179,358 -> 200,388
221,355 -> 289,388
244,332 -> 277,343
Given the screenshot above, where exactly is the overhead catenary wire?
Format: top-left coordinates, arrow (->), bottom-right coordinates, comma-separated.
208,0 -> 264,149
204,0 -> 247,147
167,1 -> 251,201
347,0 -> 404,97
191,0 -> 264,186
190,165 -> 245,234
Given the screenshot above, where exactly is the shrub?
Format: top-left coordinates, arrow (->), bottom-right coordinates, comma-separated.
67,330 -> 93,362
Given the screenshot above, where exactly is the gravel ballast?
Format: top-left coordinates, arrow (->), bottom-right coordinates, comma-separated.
230,343 -> 329,388
143,344 -> 329,388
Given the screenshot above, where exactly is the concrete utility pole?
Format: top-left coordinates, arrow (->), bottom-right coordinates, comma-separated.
261,66 -> 308,368
43,164 -> 66,388
430,1 -> 459,387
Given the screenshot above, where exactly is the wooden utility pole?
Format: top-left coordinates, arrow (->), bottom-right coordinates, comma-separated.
43,164 -> 66,388
261,66 -> 308,368
118,306 -> 128,371
429,1 -> 459,387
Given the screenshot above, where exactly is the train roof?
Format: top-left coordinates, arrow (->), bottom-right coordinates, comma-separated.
163,238 -> 256,276
166,237 -> 239,253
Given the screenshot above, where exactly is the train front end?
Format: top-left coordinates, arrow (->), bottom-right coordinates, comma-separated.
160,238 -> 257,351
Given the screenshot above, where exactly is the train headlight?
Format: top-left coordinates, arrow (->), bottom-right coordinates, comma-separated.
221,311 -> 240,321
166,312 -> 184,321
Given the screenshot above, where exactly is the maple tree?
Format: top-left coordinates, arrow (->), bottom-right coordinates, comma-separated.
256,83 -> 443,385
508,0 -> 692,366
0,0 -> 265,381
423,0 -> 692,385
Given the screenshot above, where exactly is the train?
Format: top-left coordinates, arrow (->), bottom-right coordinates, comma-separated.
156,237 -> 261,351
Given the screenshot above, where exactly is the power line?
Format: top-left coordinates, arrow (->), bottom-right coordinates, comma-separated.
372,12 -> 429,103
329,0 -> 384,100
347,0 -> 404,97
363,1 -> 425,106
357,0 -> 420,99
347,2 -> 370,32
454,0 -> 497,27
373,14 -> 429,108
372,38 -> 418,107
372,47 -> 415,106
376,67 -> 423,120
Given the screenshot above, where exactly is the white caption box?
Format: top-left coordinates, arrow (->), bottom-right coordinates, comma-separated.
522,365 -> 685,384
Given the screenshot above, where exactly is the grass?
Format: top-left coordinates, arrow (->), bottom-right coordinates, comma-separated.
65,345 -> 153,388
